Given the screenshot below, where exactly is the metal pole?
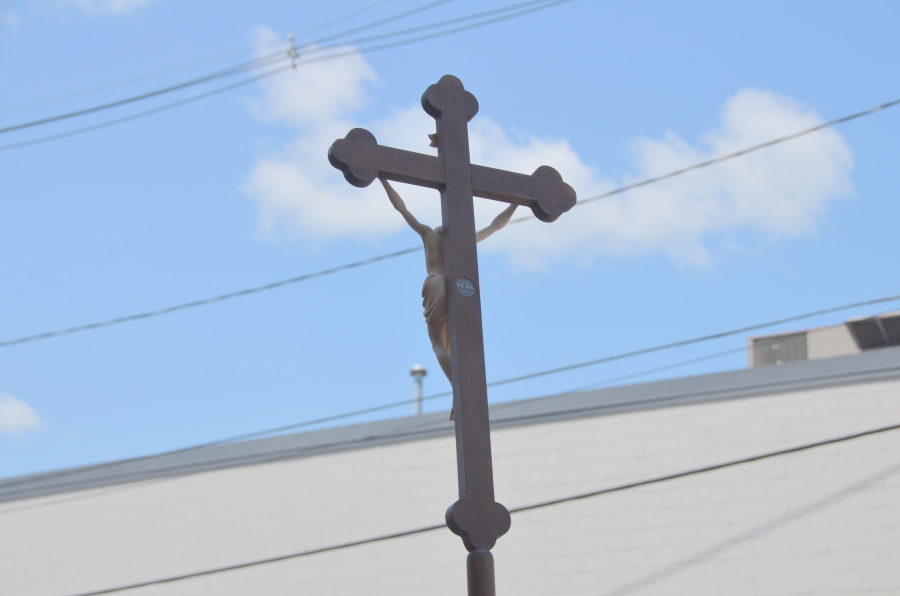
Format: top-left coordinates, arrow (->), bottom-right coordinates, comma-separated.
467,550 -> 495,596
410,365 -> 426,416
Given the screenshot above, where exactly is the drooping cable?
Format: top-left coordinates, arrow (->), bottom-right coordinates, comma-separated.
309,0 -> 456,44
0,0 -> 574,152
291,0 -> 401,40
1,89 -> 895,346
0,63 -> 295,153
0,0 -> 457,135
299,0 -> 561,56
2,292 -> 896,501
0,0 -> 437,119
0,38 -> 291,117
59,420 -> 900,596
0,50 -> 291,136
0,246 -> 420,348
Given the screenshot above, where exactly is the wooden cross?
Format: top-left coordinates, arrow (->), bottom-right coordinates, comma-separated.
328,75 -> 576,595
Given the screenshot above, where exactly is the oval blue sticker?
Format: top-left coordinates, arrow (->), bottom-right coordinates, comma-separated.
456,278 -> 476,296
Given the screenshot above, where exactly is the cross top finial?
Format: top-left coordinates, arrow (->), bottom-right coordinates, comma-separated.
328,75 -> 576,222
422,74 -> 479,122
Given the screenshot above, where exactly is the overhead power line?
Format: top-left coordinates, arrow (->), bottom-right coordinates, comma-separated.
0,342 -> 750,501
1,0 -> 571,154
0,50 -> 291,136
314,292 -> 900,415
1,292 -> 894,503
304,0 -> 560,54
558,344 -> 748,395
62,420 -> 900,596
291,0 -> 401,40
572,98 -> 900,209
0,63 -> 296,153
0,0 -> 435,120
0,0 -> 566,146
1,94 -> 896,347
212,346 -> 751,446
0,38 -> 292,117
311,0 -> 456,44
0,246 -> 420,348
475,292 -> 900,390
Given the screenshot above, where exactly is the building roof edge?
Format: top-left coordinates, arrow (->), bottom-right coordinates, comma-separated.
3,346 -> 900,505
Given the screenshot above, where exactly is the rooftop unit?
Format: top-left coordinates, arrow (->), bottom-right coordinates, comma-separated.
748,311 -> 900,368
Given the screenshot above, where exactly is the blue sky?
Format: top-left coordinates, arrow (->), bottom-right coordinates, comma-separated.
0,0 -> 898,478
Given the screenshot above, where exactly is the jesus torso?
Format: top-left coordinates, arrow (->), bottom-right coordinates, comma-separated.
423,226 -> 445,277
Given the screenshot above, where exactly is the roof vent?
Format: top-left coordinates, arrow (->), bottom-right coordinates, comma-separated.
753,332 -> 808,367
847,312 -> 900,351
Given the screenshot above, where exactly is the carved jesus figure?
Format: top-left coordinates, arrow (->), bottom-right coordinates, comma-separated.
380,177 -> 517,418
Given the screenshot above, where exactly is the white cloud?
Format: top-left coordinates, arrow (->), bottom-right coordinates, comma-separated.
1,6 -> 19,26
246,30 -> 377,128
0,393 -> 42,438
487,89 -> 854,268
56,0 -> 154,15
243,41 -> 853,268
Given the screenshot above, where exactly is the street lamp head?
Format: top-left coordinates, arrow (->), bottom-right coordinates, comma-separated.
410,364 -> 427,379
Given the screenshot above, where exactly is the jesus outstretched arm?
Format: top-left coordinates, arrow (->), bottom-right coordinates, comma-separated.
476,203 -> 517,242
380,178 -> 431,237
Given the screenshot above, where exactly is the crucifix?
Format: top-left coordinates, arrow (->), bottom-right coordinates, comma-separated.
328,75 -> 576,596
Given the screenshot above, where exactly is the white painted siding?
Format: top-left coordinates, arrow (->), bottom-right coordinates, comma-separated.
2,378 -> 899,596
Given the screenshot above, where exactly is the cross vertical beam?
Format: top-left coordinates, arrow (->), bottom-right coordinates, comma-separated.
422,77 -> 511,560
425,75 -> 509,596
328,74 -> 576,596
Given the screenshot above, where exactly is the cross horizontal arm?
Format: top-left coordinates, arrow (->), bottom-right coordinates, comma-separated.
472,164 -> 576,223
328,128 -> 578,222
328,128 -> 444,189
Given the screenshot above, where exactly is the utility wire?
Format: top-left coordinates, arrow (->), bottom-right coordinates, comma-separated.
0,348 -> 760,496
560,345 -> 748,395
0,63 -> 295,153
1,0 -> 880,146
200,293 -> 900,445
4,1 -> 498,138
169,344 -> 751,448
301,0 -> 560,55
292,0 -> 400,40
301,0 -> 573,58
0,0 -> 573,153
0,246 -> 420,348
253,344 -> 748,438
0,37 -> 292,117
573,99 -> 900,204
0,0 -> 457,134
62,420 -> 900,596
392,292 -> 900,403
484,295 -> 900,386
4,42 -> 292,112
310,0 -> 456,44
6,340 -> 899,504
3,292 -> 894,501
505,96 -> 900,226
0,344 -> 744,516
0,417 -> 453,496
0,0 -> 431,119
0,50 -> 292,136
2,94 -> 894,346
515,421 -> 900,511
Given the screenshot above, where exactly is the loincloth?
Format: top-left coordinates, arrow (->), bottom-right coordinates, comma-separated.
422,274 -> 448,324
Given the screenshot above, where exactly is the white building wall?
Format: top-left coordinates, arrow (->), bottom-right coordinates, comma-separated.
807,324 -> 861,361
1,378 -> 899,596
